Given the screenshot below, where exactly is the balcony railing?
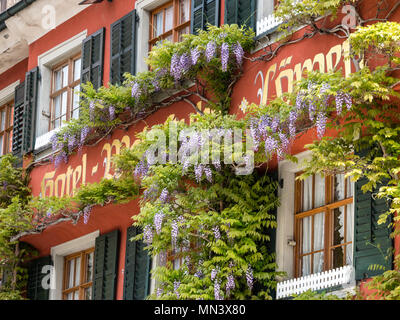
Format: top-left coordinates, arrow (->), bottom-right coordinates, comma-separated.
256,13 -> 281,37
0,0 -> 21,14
276,265 -> 354,299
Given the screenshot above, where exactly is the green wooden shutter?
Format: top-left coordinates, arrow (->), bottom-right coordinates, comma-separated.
123,226 -> 152,300
92,229 -> 120,300
12,82 -> 25,158
81,28 -> 105,89
110,10 -> 137,85
11,68 -> 39,158
354,176 -> 393,280
27,256 -> 52,300
224,0 -> 257,31
191,0 -> 221,34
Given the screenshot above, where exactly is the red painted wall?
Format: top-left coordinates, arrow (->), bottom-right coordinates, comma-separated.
10,0 -> 400,300
0,58 -> 28,91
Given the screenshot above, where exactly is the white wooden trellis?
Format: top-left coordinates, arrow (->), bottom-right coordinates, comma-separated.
276,265 -> 353,299
256,13 -> 282,37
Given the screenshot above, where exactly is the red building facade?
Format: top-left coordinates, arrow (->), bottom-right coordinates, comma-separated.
0,0 -> 398,300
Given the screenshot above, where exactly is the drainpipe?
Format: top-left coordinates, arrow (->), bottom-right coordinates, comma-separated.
0,0 -> 38,32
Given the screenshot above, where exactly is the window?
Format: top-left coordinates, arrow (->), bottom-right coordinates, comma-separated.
62,248 -> 94,300
149,0 -> 191,49
294,173 -> 354,277
0,101 -> 13,156
50,54 -> 81,130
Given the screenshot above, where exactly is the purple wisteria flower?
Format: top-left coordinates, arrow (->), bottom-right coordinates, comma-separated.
214,280 -> 222,300
264,136 -> 278,156
159,188 -> 169,203
221,43 -> 230,72
213,226 -> 221,240
191,47 -> 201,65
156,287 -> 163,297
211,268 -> 218,281
204,166 -> 213,183
67,134 -> 77,153
170,53 -> 182,82
194,164 -> 204,183
174,281 -> 180,299
109,105 -> 116,120
89,100 -> 95,120
288,111 -> 297,138
131,82 -> 141,99
171,220 -> 178,247
179,53 -> 192,74
46,208 -> 52,218
134,161 -> 149,179
232,42 -> 244,66
316,112 -> 327,139
50,134 -> 60,151
205,41 -> 216,63
226,274 -> 235,296
80,126 -> 90,145
154,211 -> 165,235
83,206 -> 92,224
246,266 -> 253,291
143,224 -> 153,244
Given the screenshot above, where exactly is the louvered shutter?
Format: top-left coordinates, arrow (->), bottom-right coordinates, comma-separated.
81,28 -> 105,90
27,256 -> 52,300
191,0 -> 221,34
110,10 -> 137,85
353,176 -> 393,280
225,0 -> 257,31
12,82 -> 25,158
92,229 -> 120,300
12,68 -> 39,158
123,226 -> 152,300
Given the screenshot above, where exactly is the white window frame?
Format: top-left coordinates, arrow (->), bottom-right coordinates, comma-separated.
0,80 -> 19,106
276,150 -> 355,281
135,0 -> 173,73
49,230 -> 99,300
35,30 -> 87,151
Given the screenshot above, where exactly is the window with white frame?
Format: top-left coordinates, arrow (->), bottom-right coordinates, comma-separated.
35,31 -> 87,151
293,173 -> 354,277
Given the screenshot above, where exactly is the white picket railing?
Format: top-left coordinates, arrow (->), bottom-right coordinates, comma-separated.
256,13 -> 282,36
276,265 -> 354,299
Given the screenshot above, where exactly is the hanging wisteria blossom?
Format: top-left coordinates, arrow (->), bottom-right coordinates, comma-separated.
205,41 -> 216,63
154,211 -> 165,235
174,280 -> 180,299
143,224 -> 153,244
245,265 -> 253,291
226,274 -> 235,296
83,206 -> 92,224
221,42 -> 230,72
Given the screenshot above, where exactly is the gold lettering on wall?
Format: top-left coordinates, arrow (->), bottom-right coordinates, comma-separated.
40,135 -> 131,198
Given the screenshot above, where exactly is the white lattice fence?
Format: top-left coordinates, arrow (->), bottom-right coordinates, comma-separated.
276,265 -> 353,299
256,13 -> 282,36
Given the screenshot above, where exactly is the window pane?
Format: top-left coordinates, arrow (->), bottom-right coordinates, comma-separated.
74,58 -> 81,81
257,0 -> 274,22
302,216 -> 312,254
62,65 -> 69,87
154,12 -> 163,37
331,246 -> 344,269
66,292 -> 73,300
179,0 -> 190,24
68,259 -> 75,289
302,255 -> 311,276
74,290 -> 79,300
75,256 -> 81,287
313,252 -> 324,273
54,95 -> 61,118
8,131 -> 12,153
313,212 -> 325,251
332,206 -> 345,246
346,203 -> 353,243
72,85 -> 80,120
61,91 -> 68,117
85,252 -> 94,283
165,6 -> 173,31
8,106 -> 13,126
84,287 -> 92,300
0,135 -> 3,156
314,174 -> 325,207
54,70 -> 62,91
346,243 -> 353,265
333,174 -> 345,201
178,26 -> 190,41
0,110 -> 5,131
302,176 -> 313,211
347,178 -> 354,198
